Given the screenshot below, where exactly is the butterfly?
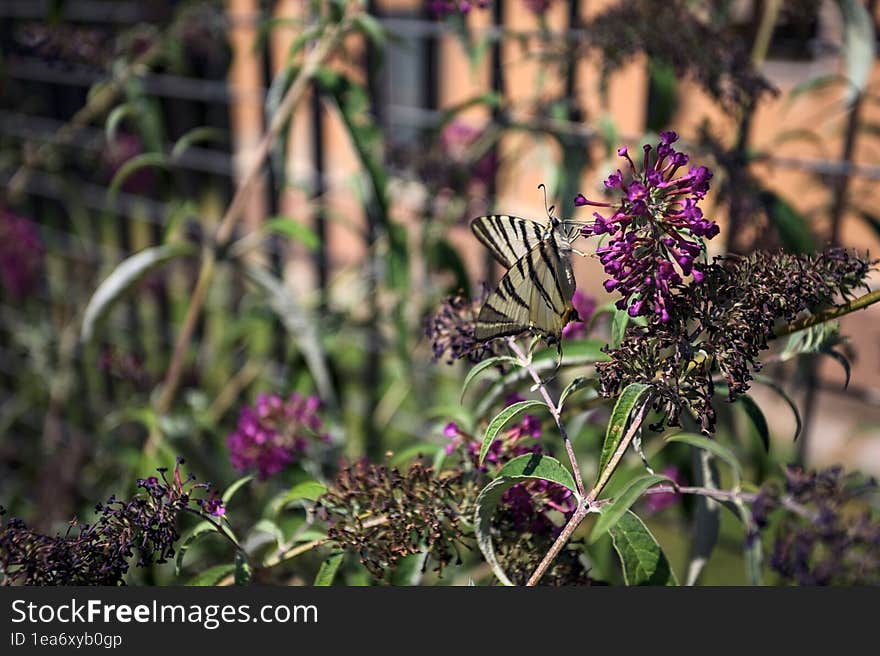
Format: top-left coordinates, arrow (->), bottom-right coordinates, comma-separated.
470,209 -> 584,348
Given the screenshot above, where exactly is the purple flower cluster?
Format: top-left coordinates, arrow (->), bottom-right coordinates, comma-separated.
227,393 -> 326,480
575,131 -> 718,323
426,1 -> 490,19
0,209 -> 44,302
561,289 -> 597,340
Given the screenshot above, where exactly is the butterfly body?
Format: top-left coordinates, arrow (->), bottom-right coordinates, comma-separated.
470,214 -> 581,346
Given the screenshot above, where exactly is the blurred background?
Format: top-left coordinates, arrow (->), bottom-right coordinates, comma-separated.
1,0 -> 879,549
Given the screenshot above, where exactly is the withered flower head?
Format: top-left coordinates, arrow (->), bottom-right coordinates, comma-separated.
426,287 -> 498,364
751,465 -> 880,586
598,249 -> 874,433
0,459 -> 216,586
318,461 -> 472,580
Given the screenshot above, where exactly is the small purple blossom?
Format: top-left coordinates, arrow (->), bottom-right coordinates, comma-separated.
227,392 -> 326,479
0,209 -> 44,301
561,289 -> 597,340
575,132 -> 718,323
426,287 -> 498,363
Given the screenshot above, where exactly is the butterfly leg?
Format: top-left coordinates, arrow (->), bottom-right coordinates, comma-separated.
572,248 -> 591,258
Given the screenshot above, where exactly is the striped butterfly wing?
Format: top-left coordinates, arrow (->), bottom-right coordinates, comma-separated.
475,228 -> 577,344
470,214 -> 550,269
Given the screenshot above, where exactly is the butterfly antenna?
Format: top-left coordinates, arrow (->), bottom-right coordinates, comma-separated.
538,183 -> 555,221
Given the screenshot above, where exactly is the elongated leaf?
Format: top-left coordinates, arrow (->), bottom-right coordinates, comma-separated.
760,191 -> 815,254
753,375 -> 802,440
825,350 -> 851,389
838,0 -> 876,105
105,102 -> 140,143
665,433 -> 741,486
171,126 -> 227,160
81,242 -> 196,342
389,443 -> 442,467
590,473 -> 671,542
243,264 -> 336,408
314,552 -> 345,586
186,563 -> 235,586
597,383 -> 653,477
222,475 -> 254,505
429,239 -> 471,297
461,356 -> 519,402
786,73 -> 849,106
175,521 -> 215,575
609,511 -> 678,586
264,216 -> 320,251
234,551 -> 252,585
108,152 -> 169,201
475,453 -> 578,585
610,309 -> 630,348
686,448 -> 720,586
558,377 -> 594,410
737,395 -> 770,452
479,400 -> 547,465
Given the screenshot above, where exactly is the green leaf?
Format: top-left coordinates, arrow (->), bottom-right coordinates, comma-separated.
479,400 -> 547,465
686,448 -> 720,586
428,239 -> 471,297
753,375 -> 802,440
760,191 -> 815,253
838,0 -> 877,105
825,350 -> 852,389
221,475 -> 254,505
243,264 -> 336,409
589,473 -> 671,542
170,126 -> 227,160
186,563 -> 235,586
645,58 -> 678,133
786,73 -> 849,106
352,13 -> 386,50
610,308 -> 630,348
264,216 -> 320,251
460,356 -> 519,402
609,511 -> 678,586
475,453 -> 578,585
108,152 -> 169,202
234,552 -> 252,585
105,102 -> 140,144
495,453 -> 577,492
665,433 -> 741,486
389,443 -> 442,467
175,521 -> 215,576
285,480 -> 328,503
597,383 -> 653,477
81,242 -> 196,343
558,376 -> 595,410
314,552 -> 345,586
737,395 -> 770,452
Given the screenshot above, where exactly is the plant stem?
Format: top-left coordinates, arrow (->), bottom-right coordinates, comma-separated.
525,501 -> 590,586
506,338 -> 585,496
774,288 -> 880,339
150,11 -> 353,432
525,391 -> 653,585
